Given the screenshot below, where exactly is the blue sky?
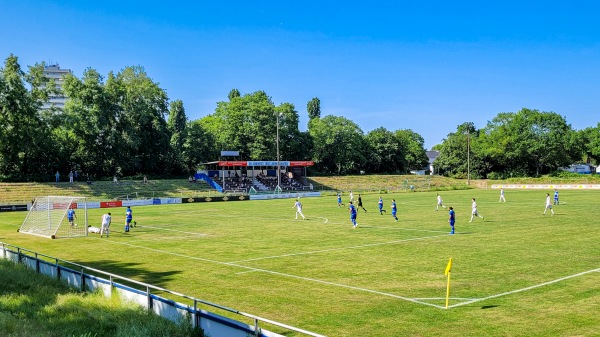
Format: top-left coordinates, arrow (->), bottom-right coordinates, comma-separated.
1,1 -> 599,149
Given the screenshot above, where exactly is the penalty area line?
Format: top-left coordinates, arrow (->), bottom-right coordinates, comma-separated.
447,267 -> 600,309
136,225 -> 208,236
228,234 -> 449,263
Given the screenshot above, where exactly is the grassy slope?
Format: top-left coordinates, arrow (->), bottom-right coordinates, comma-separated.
1,182 -> 599,336
0,259 -> 199,337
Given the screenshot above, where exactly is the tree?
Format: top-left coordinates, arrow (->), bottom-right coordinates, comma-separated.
0,54 -> 53,181
182,120 -> 218,172
480,108 -> 577,176
108,66 -> 172,175
167,100 -> 187,173
228,88 -> 240,101
577,125 -> 600,165
309,115 -> 367,174
364,127 -> 404,173
200,90 -> 308,161
435,122 -> 485,178
394,129 -> 429,171
61,68 -> 117,178
307,97 -> 321,120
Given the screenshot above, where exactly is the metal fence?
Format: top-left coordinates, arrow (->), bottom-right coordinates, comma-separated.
0,241 -> 326,337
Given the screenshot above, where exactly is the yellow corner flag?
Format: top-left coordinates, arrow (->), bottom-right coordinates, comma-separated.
444,257 -> 453,276
445,258 -> 452,308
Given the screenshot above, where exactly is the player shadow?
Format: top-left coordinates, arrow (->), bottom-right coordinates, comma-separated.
69,259 -> 183,288
481,305 -> 499,309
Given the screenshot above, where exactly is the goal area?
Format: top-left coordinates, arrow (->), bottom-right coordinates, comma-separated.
19,196 -> 89,239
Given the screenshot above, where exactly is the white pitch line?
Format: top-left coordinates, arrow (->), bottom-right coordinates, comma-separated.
99,239 -> 444,309
316,217 -> 329,224
228,234 -> 449,263
360,225 -> 449,234
447,267 -> 600,309
136,225 -> 208,236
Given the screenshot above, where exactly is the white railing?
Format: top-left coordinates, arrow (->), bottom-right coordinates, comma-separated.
1,241 -> 326,337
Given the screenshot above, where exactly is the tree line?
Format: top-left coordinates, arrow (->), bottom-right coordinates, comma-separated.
0,54 -> 598,182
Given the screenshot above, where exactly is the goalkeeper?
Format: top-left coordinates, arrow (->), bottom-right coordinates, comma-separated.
67,207 -> 77,227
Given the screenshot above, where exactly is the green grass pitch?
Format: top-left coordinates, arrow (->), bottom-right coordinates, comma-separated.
1,188 -> 599,336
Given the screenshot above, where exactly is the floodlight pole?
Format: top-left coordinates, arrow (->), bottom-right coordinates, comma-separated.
276,112 -> 282,190
467,129 -> 471,186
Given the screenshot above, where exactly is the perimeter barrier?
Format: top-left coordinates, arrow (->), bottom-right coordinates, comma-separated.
0,241 -> 326,337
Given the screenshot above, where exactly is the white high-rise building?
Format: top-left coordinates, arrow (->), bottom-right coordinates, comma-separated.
41,64 -> 72,111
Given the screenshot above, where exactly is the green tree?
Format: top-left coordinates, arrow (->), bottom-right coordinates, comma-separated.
108,66 -> 172,175
182,120 -> 218,172
307,97 -> 321,120
395,129 -> 429,171
62,68 -> 119,178
435,122 -> 484,178
481,108 -> 576,176
309,115 -> 367,174
364,127 -> 404,173
167,100 -> 187,173
200,90 -> 307,161
228,88 -> 240,101
577,125 -> 600,165
0,54 -> 53,181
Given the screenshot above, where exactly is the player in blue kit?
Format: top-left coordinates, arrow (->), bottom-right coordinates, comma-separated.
391,199 -> 398,221
67,207 -> 77,227
448,207 -> 455,234
125,206 -> 133,232
337,193 -> 345,208
378,196 -> 386,215
349,201 -> 358,228
554,189 -> 559,205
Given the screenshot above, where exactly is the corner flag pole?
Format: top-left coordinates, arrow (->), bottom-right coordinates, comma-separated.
444,257 -> 452,309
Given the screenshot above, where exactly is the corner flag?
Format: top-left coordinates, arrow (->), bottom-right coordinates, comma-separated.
445,257 -> 453,308
444,258 -> 452,276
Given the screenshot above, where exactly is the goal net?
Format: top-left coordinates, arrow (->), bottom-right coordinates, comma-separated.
19,196 -> 88,239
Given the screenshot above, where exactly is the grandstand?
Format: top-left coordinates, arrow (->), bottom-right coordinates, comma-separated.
198,160 -> 314,193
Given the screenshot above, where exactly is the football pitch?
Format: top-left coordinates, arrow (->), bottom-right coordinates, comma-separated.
1,189 -> 599,336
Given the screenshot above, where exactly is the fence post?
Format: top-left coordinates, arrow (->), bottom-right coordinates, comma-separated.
56,258 -> 60,281
81,267 -> 85,291
35,253 -> 40,273
147,285 -> 152,312
2,242 -> 6,260
254,318 -> 260,336
194,299 -> 199,329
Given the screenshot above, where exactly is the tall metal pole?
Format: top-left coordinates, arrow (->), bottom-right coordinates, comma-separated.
276,113 -> 281,190
467,130 -> 471,186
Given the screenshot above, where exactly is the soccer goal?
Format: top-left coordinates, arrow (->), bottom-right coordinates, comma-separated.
19,196 -> 88,239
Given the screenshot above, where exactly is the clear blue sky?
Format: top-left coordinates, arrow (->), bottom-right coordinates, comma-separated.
2,1 -> 599,149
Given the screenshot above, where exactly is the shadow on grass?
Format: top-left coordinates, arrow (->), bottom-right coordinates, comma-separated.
68,259 -> 183,289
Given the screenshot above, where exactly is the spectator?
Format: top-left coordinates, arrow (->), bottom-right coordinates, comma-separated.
143,175 -> 148,184
113,176 -> 118,184
55,171 -> 60,183
74,170 -> 79,181
86,176 -> 92,185
69,171 -> 74,183
188,176 -> 193,183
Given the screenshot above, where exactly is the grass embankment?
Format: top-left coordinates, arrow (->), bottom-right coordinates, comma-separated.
0,259 -> 201,337
308,174 -> 472,193
0,179 -> 216,204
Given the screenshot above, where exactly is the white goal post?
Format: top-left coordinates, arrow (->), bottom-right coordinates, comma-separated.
19,196 -> 89,239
